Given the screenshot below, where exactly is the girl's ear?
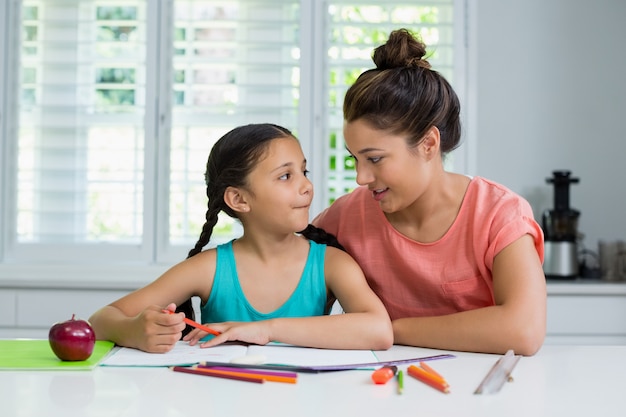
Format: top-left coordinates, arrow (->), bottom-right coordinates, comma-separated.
421,126 -> 441,160
224,186 -> 250,213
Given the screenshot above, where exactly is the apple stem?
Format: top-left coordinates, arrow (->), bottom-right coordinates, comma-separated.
71,313 -> 76,320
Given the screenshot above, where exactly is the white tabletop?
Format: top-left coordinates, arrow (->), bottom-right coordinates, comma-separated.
1,344 -> 625,417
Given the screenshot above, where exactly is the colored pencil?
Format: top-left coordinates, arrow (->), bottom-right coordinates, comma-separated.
397,370 -> 404,395
407,365 -> 450,393
197,365 -> 298,379
419,361 -> 445,380
193,365 -> 297,384
162,309 -> 221,336
172,366 -> 263,383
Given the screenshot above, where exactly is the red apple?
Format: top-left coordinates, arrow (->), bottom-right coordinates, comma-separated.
48,314 -> 96,361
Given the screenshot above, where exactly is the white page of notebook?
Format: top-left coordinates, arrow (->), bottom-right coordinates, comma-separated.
246,344 -> 377,367
100,341 -> 377,368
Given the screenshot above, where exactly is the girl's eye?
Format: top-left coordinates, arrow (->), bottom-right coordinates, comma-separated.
278,173 -> 291,180
303,169 -> 310,177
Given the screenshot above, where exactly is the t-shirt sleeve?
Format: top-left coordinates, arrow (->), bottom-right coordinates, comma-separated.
484,196 -> 544,270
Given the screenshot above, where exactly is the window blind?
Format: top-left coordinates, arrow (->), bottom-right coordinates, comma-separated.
0,0 -> 460,269
168,0 -> 300,246
15,0 -> 148,247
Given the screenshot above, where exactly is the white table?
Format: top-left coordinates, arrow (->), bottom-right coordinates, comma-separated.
1,344 -> 624,417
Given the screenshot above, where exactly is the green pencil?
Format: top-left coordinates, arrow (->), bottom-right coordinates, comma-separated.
397,369 -> 404,395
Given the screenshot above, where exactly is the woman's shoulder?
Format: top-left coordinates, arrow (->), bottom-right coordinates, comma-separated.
467,176 -> 531,208
461,176 -> 538,234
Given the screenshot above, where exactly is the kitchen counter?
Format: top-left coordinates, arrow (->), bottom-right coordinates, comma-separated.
546,279 -> 626,295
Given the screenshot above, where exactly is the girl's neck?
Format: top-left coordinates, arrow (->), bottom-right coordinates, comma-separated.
234,232 -> 307,263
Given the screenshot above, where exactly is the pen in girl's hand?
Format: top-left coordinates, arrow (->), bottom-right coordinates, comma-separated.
162,309 -> 221,336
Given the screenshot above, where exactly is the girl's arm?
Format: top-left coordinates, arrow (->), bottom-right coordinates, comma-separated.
392,234 -> 547,356
191,247 -> 393,350
89,250 -> 216,353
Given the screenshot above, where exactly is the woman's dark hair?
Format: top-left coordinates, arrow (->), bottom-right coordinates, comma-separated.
343,28 -> 462,154
177,123 -> 344,333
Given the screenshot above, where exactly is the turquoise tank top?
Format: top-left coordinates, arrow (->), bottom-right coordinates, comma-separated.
200,239 -> 327,323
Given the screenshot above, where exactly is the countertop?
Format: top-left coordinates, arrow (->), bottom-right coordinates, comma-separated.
1,344 -> 625,417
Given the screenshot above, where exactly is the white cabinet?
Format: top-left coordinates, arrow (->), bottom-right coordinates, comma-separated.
0,288 -> 130,338
546,281 -> 626,345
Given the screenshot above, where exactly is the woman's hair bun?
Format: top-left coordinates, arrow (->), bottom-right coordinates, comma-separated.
372,28 -> 431,70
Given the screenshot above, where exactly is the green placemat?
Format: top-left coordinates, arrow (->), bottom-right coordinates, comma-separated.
0,339 -> 115,370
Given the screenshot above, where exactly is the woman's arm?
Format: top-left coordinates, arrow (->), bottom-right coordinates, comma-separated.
191,247 -> 393,350
89,251 -> 216,353
392,234 -> 547,356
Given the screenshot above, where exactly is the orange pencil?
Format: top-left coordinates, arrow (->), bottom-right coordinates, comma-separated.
419,361 -> 447,381
413,364 -> 449,387
190,366 -> 297,384
162,309 -> 221,336
172,366 -> 263,383
408,365 -> 450,393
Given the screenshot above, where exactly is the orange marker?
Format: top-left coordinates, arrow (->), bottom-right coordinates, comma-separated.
408,364 -> 450,393
372,365 -> 398,384
162,309 -> 221,336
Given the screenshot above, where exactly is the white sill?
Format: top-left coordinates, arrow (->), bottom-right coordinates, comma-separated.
0,263 -> 171,290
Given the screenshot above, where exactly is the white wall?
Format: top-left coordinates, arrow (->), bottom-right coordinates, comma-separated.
472,0 -> 626,253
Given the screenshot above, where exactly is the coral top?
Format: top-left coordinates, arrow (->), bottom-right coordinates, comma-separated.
313,177 -> 544,321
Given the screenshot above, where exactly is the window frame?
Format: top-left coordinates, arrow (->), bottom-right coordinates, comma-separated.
0,0 -> 470,288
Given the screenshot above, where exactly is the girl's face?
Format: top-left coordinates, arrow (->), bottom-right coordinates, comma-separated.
344,119 -> 433,214
243,137 -> 313,233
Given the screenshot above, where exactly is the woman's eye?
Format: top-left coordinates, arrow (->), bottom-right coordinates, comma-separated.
368,156 -> 382,163
279,173 -> 291,180
303,169 -> 310,177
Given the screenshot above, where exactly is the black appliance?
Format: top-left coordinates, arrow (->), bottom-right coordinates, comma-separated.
542,170 -> 580,279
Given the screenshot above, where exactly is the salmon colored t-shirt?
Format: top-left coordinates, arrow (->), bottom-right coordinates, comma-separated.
312,177 -> 544,321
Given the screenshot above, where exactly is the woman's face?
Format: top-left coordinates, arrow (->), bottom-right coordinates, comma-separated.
343,119 -> 434,214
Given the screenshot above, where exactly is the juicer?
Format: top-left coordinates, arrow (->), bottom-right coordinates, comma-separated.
542,170 -> 580,279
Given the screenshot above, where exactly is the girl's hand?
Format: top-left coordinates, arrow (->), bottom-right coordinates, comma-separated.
130,303 -> 186,353
183,321 -> 273,348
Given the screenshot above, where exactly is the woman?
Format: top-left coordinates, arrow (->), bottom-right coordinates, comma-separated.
313,29 -> 546,355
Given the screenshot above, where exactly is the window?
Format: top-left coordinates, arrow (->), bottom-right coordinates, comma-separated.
0,0 -> 464,282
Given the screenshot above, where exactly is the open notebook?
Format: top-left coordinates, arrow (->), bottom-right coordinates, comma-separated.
100,341 -> 454,372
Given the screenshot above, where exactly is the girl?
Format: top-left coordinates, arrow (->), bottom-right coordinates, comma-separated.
313,29 -> 547,356
89,123 -> 393,353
